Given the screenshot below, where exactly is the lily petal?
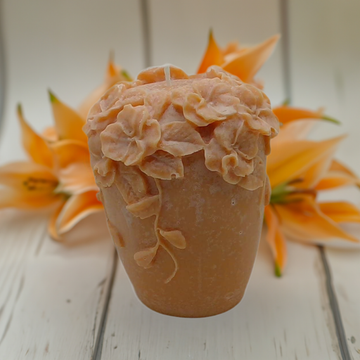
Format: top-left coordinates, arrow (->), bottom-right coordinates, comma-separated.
49,90 -> 87,143
316,159 -> 360,190
42,126 -> 58,142
274,195 -> 359,243
222,34 -> 280,83
0,161 -> 60,209
264,205 -> 287,276
17,105 -> 54,167
273,106 -> 339,125
50,140 -> 97,194
0,161 -> 57,191
197,29 -> 225,74
273,106 -> 323,124
0,188 -> 59,209
51,140 -> 89,168
319,202 -> 360,223
48,201 -> 66,241
56,190 -> 103,236
222,41 -> 243,56
267,135 -> 345,188
273,119 -> 318,144
293,138 -> 342,190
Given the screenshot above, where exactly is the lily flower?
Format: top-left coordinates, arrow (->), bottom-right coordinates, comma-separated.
272,104 -> 340,126
265,117 -> 360,276
197,29 -> 280,86
0,103 -> 103,241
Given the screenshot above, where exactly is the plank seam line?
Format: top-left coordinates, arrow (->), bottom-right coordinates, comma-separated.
140,0 -> 152,68
279,0 -> 292,103
92,249 -> 118,360
319,245 -> 351,360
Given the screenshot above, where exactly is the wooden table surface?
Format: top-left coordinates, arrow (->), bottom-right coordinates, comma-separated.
0,1 -> 360,359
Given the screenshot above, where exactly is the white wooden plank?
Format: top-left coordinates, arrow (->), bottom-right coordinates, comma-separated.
289,1 -> 360,358
0,2 -> 142,356
0,0 -> 144,163
148,0 -> 285,106
0,1 -> 145,358
101,238 -> 341,360
326,246 -> 360,358
0,210 -> 115,360
289,0 -> 360,173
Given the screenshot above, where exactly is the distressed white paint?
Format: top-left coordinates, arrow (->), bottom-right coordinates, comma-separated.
0,210 -> 115,360
326,246 -> 360,358
289,1 -> 360,358
148,0 -> 285,106
101,240 -> 340,360
0,2 -> 142,358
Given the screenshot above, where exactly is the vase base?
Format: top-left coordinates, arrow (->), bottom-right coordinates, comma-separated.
135,291 -> 245,318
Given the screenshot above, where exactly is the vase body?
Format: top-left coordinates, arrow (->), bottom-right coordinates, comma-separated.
85,65 -> 278,317
100,150 -> 266,317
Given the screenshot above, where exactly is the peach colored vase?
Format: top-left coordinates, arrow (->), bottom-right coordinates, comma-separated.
85,65 -> 278,317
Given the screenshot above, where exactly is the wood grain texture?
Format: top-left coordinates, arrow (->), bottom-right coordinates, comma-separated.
0,210 -> 115,360
326,246 -> 360,359
148,0 -> 285,106
101,239 -> 341,360
289,1 -> 360,358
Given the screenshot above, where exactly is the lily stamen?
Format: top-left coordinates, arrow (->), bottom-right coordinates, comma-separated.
23,177 -> 58,192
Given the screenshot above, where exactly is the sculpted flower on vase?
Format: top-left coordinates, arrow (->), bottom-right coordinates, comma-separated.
182,77 -> 239,126
100,104 -> 161,166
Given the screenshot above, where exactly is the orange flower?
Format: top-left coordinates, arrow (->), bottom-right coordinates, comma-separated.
272,104 -> 340,126
197,29 -> 280,86
0,101 -> 102,241
265,118 -> 360,276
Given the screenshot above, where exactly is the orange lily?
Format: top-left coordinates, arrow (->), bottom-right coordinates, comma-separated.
266,118 -> 360,276
0,102 -> 102,241
272,105 -> 340,126
197,29 -> 280,85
